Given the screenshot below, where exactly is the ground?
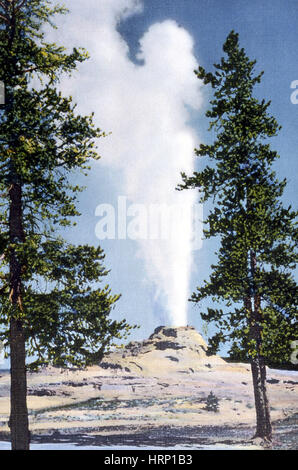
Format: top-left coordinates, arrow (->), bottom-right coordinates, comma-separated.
0,363 -> 297,450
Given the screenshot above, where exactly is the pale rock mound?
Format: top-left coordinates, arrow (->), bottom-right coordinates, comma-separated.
100,325 -> 225,376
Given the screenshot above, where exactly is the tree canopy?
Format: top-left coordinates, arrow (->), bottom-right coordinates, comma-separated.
0,0 -> 133,370
179,31 -> 298,366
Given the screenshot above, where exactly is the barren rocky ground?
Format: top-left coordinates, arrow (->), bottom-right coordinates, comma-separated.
0,326 -> 297,450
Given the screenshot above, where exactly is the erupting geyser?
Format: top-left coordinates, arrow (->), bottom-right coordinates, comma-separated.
53,0 -> 204,327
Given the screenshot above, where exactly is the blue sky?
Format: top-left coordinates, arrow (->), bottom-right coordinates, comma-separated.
3,0 -> 296,365
57,0 -> 297,349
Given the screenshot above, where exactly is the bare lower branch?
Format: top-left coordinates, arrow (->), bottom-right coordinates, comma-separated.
0,12 -> 9,23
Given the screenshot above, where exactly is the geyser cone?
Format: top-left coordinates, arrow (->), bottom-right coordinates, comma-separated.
100,325 -> 225,376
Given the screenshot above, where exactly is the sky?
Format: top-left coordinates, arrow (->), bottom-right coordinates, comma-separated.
3,0 -> 297,363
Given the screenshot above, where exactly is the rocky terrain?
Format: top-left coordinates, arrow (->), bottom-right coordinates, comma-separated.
0,326 -> 297,449
100,325 -> 226,375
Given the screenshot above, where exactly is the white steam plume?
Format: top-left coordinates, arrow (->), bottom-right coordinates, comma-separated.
48,0 -> 203,326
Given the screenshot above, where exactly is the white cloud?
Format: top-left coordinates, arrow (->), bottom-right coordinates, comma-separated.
48,0 -> 203,326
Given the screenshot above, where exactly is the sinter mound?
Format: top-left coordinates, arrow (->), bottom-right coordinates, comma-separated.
100,325 -> 225,376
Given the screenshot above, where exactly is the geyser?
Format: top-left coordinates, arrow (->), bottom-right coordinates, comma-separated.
50,0 -> 204,326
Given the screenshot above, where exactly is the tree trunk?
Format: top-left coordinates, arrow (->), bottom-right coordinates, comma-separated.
8,181 -> 30,450
248,250 -> 272,443
10,318 -> 29,450
250,354 -> 272,441
4,6 -> 30,450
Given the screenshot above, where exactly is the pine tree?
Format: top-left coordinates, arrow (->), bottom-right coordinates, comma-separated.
0,1 -> 133,450
204,391 -> 219,413
179,31 -> 298,442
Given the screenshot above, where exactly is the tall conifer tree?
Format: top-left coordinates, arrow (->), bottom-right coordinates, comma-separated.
179,31 -> 297,442
0,0 -> 132,450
